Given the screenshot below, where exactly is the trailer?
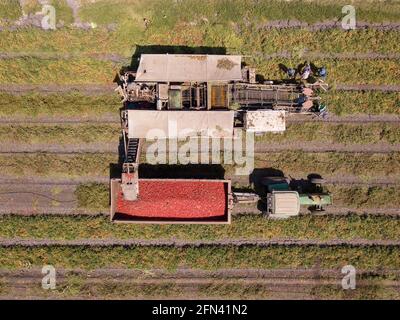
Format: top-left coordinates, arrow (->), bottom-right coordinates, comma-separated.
110,177 -> 233,224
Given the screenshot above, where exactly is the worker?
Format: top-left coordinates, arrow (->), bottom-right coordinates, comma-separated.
287,68 -> 296,79
300,62 -> 311,80
317,66 -> 327,80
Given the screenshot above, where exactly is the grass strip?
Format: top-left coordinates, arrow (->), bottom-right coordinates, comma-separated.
257,122 -> 400,145
1,214 -> 399,241
0,91 -> 398,118
0,92 -> 120,118
0,122 -> 399,145
6,275 -> 399,299
0,56 -> 398,85
0,124 -> 120,144
0,153 -> 117,178
321,91 -> 400,116
0,57 -> 119,85
0,151 -> 398,180
75,182 -> 400,211
0,245 -> 398,270
253,151 -> 400,179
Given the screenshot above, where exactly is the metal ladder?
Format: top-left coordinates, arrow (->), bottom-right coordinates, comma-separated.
126,138 -> 140,163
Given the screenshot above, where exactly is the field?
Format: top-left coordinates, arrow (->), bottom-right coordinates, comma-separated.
0,0 -> 399,300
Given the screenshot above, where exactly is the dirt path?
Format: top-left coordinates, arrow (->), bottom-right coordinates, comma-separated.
3,267 -> 399,299
0,238 -> 399,247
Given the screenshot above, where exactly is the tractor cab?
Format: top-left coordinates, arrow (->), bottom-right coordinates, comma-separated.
262,176 -> 332,218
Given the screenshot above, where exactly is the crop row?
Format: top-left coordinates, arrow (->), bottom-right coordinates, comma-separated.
1,91 -> 399,118
257,122 -> 400,145
0,92 -> 120,118
1,1 -> 400,56
1,57 -> 399,85
0,245 -> 399,270
74,182 -> 400,211
0,123 -> 120,144
0,151 -> 399,180
0,122 -> 399,146
1,214 -> 399,241
1,275 -> 398,299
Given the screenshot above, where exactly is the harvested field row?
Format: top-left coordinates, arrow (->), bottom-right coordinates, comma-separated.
1,91 -> 399,121
1,57 -> 399,85
0,123 -> 119,145
2,271 -> 399,300
0,245 -> 399,270
2,239 -> 400,247
0,214 -> 399,241
1,150 -> 400,183
2,51 -> 400,62
3,142 -> 400,154
76,182 -> 400,211
1,180 -> 399,216
252,151 -> 400,180
0,122 -> 399,147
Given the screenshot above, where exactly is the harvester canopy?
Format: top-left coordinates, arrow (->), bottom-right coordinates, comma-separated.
127,110 -> 234,138
135,54 -> 242,82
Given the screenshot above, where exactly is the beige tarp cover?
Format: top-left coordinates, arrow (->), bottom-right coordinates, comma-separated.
244,110 -> 286,133
273,191 -> 300,216
135,54 -> 242,82
128,110 -> 234,138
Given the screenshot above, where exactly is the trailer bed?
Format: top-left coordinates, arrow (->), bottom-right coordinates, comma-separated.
111,178 -> 232,223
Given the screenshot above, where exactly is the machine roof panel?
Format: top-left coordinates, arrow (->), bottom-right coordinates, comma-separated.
135,54 -> 242,82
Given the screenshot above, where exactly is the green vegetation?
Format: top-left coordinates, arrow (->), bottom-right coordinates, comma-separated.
0,92 -> 120,118
0,0 -> 21,20
0,91 -> 398,119
75,183 -> 109,210
1,122 -> 399,146
0,245 -> 399,270
1,56 -> 398,85
251,58 -> 400,85
1,214 -> 399,241
322,91 -> 400,116
74,182 -> 400,211
0,124 -> 119,144
311,282 -> 400,300
257,123 -> 400,145
0,153 -> 116,178
4,274 -> 399,299
2,150 -> 399,185
0,57 -> 118,85
253,151 -> 400,179
330,186 -> 400,209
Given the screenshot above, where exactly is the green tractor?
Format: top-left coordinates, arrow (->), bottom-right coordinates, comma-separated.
262,175 -> 332,218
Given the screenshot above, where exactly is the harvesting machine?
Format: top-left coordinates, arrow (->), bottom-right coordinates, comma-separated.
110,54 -> 331,223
